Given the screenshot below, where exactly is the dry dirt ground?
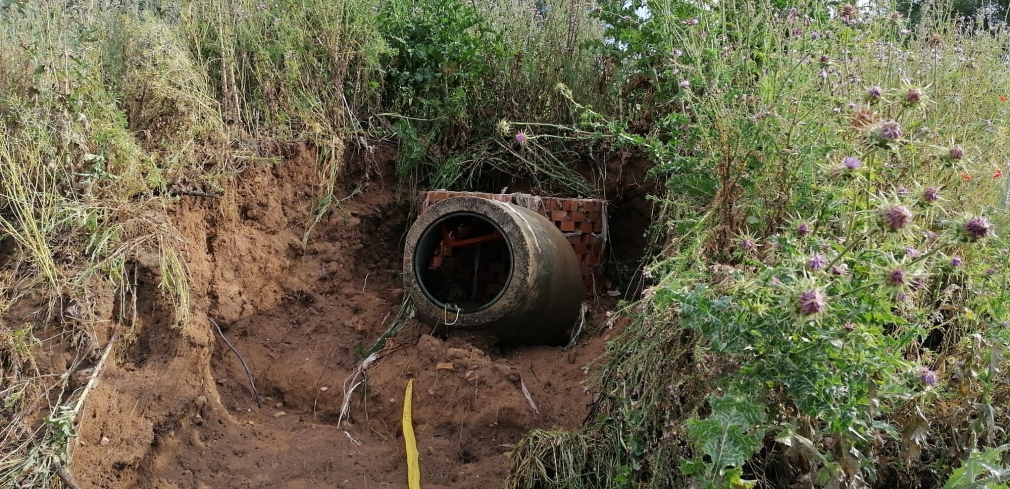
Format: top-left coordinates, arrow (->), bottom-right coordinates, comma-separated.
61,143 -> 649,488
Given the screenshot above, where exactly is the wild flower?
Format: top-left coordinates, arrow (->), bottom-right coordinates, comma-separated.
844,322 -> 855,332
796,289 -> 826,315
515,132 -> 528,144
905,246 -> 920,258
797,223 -> 811,237
923,187 -> 939,202
948,146 -> 965,160
741,238 -> 756,251
831,264 -> 849,276
867,86 -> 883,101
887,268 -> 906,286
896,186 -> 909,197
962,217 -> 991,241
879,120 -> 902,140
952,256 -> 963,267
809,253 -> 828,270
842,156 -> 862,169
679,80 -> 691,89
904,88 -> 923,105
919,368 -> 938,386
880,205 -> 912,231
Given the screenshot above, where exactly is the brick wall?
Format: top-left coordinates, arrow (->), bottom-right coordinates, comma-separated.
417,191 -> 609,297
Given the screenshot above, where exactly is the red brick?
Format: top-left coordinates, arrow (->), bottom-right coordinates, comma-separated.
594,222 -> 603,233
583,201 -> 596,212
587,254 -> 599,265
579,222 -> 593,233
573,243 -> 587,254
551,210 -> 568,221
571,211 -> 586,222
568,236 -> 580,244
560,220 -> 576,232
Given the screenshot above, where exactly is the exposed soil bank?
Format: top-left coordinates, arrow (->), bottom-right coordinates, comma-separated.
69,144 -> 628,488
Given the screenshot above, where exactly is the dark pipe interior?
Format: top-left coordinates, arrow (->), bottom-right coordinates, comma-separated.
414,212 -> 513,312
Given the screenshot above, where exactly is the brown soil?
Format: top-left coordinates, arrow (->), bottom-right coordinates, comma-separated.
68,142 -> 626,488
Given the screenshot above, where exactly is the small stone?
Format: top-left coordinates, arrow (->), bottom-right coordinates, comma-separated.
275,402 -> 283,408
248,421 -> 255,426
567,351 -> 578,364
273,411 -> 287,418
100,436 -> 110,446
436,362 -> 454,370
195,396 -> 208,407
320,386 -> 329,392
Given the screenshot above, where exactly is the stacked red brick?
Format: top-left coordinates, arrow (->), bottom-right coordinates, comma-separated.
417,191 -> 608,297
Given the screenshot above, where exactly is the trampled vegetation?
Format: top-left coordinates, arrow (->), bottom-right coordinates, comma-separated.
3,0 -> 1010,487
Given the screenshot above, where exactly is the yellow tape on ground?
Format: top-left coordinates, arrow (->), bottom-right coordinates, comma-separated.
403,379 -> 420,489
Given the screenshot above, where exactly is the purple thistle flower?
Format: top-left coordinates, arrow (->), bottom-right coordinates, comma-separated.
879,120 -> 902,140
896,292 -> 910,303
923,187 -> 939,202
896,185 -> 910,197
809,253 -> 828,270
797,223 -> 811,237
963,217 -> 991,240
679,80 -> 691,89
987,267 -> 998,275
910,276 -> 926,291
796,289 -> 826,316
842,156 -> 862,169
919,368 -> 938,386
905,88 -> 923,105
844,322 -> 855,332
905,246 -> 920,259
831,264 -> 849,276
887,268 -> 906,286
867,86 -> 883,100
949,146 -> 965,160
881,205 -> 913,231
741,238 -> 756,251
515,132 -> 528,144
811,31 -> 821,40
951,256 -> 963,267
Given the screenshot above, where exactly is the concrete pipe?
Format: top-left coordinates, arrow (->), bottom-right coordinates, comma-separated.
403,196 -> 583,345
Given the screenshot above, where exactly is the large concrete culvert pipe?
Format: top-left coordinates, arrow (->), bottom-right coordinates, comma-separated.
403,196 -> 583,345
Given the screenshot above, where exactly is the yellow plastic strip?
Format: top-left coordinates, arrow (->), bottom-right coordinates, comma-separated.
403,379 -> 421,489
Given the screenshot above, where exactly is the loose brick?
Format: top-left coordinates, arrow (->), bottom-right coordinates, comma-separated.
560,220 -> 576,232
551,210 -> 568,222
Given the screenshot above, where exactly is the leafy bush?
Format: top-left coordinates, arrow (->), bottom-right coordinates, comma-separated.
507,0 -> 1010,487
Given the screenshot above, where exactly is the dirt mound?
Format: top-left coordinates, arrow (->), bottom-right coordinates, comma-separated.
69,143 -> 622,488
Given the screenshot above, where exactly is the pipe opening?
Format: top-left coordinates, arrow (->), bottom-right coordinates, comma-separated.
414,212 -> 513,312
